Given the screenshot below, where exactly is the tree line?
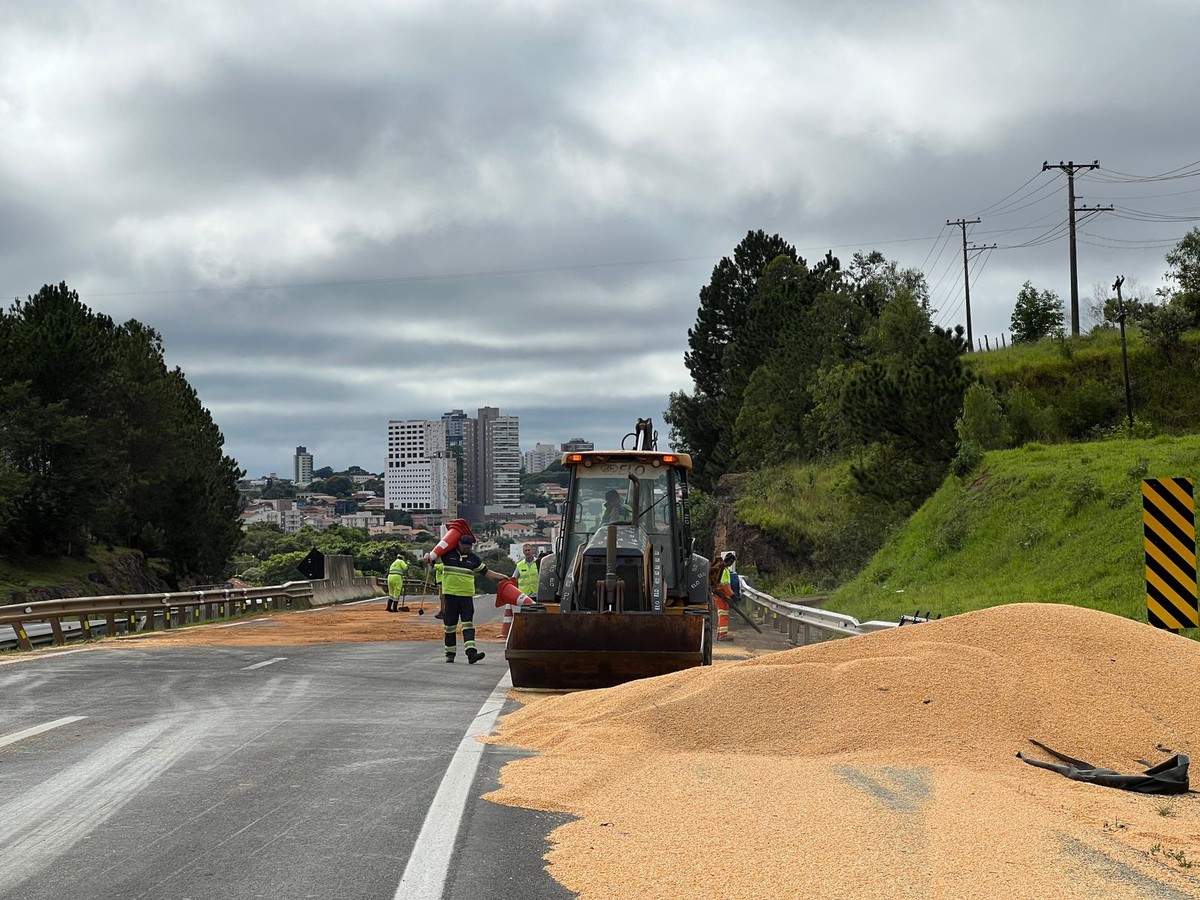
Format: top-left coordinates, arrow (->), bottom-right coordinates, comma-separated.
0,283 -> 244,584
668,228 -> 1200,542
667,231 -> 970,507
236,522 -> 514,590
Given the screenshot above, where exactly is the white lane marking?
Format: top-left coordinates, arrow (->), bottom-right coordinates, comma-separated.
0,648 -> 95,667
242,657 -> 287,670
0,713 -> 215,891
395,671 -> 512,900
0,715 -> 88,748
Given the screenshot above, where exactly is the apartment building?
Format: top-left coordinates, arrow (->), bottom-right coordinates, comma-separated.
468,406 -> 520,508
293,446 -> 314,485
524,442 -> 559,475
383,419 -> 458,517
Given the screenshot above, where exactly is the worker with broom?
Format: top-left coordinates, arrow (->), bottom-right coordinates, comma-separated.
386,553 -> 410,613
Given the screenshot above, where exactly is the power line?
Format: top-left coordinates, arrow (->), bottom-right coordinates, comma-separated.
1085,159 -> 1200,183
973,170 -> 1058,217
974,174 -> 1063,218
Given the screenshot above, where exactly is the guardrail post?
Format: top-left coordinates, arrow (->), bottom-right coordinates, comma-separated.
49,616 -> 65,646
13,620 -> 33,651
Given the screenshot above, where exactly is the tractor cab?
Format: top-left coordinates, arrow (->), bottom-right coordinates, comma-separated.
506,436 -> 712,691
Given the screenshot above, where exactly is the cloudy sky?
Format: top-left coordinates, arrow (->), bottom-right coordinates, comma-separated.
5,0 -> 1199,478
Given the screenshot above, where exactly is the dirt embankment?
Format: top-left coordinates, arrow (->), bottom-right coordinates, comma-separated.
2,547 -> 171,606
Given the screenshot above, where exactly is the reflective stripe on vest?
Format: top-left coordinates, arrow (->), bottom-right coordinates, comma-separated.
441,551 -> 484,596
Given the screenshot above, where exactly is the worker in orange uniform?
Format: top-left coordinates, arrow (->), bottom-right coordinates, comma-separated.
709,556 -> 734,641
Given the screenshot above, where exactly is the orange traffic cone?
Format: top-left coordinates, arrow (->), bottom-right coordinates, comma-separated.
495,579 -> 535,639
425,519 -> 476,562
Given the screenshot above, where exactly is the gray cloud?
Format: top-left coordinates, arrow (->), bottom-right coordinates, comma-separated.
3,0 -> 1198,475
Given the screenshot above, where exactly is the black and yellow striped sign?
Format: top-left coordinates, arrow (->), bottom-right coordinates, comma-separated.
1142,477 -> 1198,630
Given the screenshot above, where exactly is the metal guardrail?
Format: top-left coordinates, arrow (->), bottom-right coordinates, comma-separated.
739,581 -> 900,645
0,581 -> 316,652
376,576 -> 442,595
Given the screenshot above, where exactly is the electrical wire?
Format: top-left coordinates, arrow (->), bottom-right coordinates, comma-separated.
918,224 -> 952,274
972,170 -> 1058,217
1084,159 -> 1200,183
975,175 -> 1063,218
1110,206 -> 1200,223
994,218 -> 1072,250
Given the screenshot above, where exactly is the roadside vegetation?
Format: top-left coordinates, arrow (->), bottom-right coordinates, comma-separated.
832,433 -> 1200,642
676,227 -> 1200,635
231,523 -> 515,593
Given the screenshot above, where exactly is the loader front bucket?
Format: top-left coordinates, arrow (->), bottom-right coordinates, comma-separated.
505,612 -> 707,691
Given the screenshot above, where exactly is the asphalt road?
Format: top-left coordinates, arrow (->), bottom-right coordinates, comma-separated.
0,631 -> 574,900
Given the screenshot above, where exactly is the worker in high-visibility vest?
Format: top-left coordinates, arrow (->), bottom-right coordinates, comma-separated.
709,556 -> 733,641
499,544 -> 541,640
513,544 -> 540,601
723,552 -> 742,603
386,554 -> 409,612
439,535 -> 508,664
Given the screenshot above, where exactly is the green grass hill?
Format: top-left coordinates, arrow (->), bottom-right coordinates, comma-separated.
962,327 -> 1200,437
829,433 -> 1200,640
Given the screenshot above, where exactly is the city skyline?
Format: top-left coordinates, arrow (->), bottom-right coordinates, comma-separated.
255,413 -> 604,480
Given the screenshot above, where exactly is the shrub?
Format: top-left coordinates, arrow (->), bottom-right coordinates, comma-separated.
1141,304 -> 1189,356
1064,477 -> 1104,516
1057,378 -> 1119,438
957,383 -> 1011,450
1004,384 -> 1055,444
949,441 -> 984,477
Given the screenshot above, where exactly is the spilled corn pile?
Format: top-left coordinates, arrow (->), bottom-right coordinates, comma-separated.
485,603 -> 1200,899
94,602 -> 504,648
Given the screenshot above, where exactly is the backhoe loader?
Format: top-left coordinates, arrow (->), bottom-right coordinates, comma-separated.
505,419 -> 713,690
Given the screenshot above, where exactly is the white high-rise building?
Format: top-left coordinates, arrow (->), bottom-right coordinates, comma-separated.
293,446 -> 314,485
384,420 -> 456,515
524,442 -> 558,475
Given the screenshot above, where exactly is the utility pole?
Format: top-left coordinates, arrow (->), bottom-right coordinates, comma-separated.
1113,275 -> 1135,432
948,218 -> 984,351
1042,160 -> 1108,336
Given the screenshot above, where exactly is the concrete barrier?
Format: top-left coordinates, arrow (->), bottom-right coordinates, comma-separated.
309,575 -> 383,606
